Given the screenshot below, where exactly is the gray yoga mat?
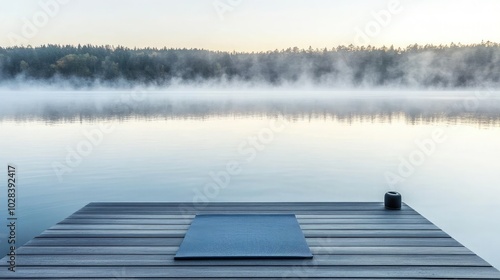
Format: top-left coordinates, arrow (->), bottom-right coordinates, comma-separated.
175,214 -> 313,259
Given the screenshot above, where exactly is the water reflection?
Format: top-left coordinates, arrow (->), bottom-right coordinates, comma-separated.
2,93 -> 500,127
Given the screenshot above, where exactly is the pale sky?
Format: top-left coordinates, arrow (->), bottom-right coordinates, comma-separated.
1,0 -> 500,52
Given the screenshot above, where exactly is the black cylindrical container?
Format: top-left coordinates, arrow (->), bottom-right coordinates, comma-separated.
385,191 -> 402,210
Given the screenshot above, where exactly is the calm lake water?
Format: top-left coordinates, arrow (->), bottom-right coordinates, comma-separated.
1,90 -> 500,269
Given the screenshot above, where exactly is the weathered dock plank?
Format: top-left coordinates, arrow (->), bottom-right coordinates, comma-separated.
15,245 -> 475,255
11,254 -> 491,266
59,217 -> 431,224
1,266 -> 499,278
49,223 -> 439,230
24,237 -> 463,247
1,202 -> 499,279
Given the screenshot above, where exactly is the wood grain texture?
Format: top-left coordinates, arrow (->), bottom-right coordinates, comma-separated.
0,202 -> 499,279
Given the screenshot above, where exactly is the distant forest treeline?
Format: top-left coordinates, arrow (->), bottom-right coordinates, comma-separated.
1,42 -> 500,88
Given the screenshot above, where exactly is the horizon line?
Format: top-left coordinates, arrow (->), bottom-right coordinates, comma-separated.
2,41 -> 500,54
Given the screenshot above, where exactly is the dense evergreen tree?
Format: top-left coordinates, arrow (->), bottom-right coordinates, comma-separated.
0,42 -> 499,88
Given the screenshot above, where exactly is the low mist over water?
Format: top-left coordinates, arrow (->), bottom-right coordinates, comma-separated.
1,90 -> 500,127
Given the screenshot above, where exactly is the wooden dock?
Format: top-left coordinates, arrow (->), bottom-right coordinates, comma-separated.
1,202 -> 499,279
